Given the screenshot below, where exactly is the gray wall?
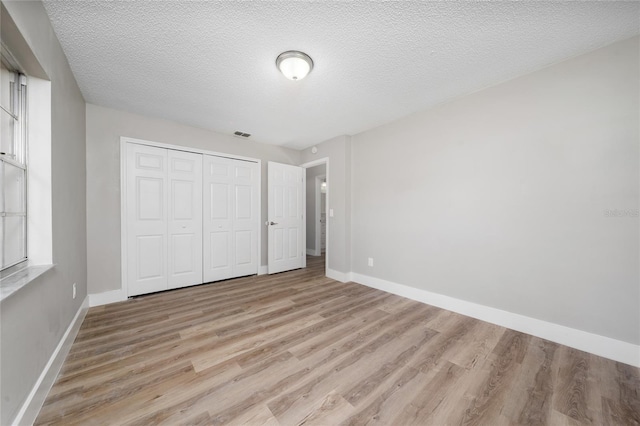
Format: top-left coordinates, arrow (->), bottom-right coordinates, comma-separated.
300,136 -> 352,275
305,164 -> 326,252
86,104 -> 301,295
0,1 -> 87,424
351,36 -> 639,345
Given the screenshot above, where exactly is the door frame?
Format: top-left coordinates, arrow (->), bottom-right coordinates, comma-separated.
313,174 -> 326,256
120,136 -> 261,298
300,158 -> 329,278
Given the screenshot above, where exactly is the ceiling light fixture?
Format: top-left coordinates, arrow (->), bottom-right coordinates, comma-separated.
276,50 -> 313,81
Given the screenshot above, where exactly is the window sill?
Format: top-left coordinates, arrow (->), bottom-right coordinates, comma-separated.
0,263 -> 55,303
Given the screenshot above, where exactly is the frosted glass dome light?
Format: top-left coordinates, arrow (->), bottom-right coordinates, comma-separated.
276,51 -> 314,81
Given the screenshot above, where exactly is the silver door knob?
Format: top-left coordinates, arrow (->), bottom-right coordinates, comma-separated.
269,221 -> 278,225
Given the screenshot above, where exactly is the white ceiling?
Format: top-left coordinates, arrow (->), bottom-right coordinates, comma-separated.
42,1 -> 639,150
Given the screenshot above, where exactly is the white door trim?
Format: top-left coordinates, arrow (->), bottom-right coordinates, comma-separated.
121,136 -> 261,163
300,158 -> 329,279
314,174 -> 326,256
120,136 -> 261,298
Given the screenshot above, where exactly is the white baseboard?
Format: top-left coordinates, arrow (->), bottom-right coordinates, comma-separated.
89,288 -> 127,307
306,248 -> 320,256
351,272 -> 640,368
12,295 -> 89,426
258,265 -> 268,275
327,268 -> 350,283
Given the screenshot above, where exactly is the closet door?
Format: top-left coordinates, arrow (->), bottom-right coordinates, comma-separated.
203,155 -> 234,282
168,150 -> 203,289
233,161 -> 259,276
126,144 -> 168,296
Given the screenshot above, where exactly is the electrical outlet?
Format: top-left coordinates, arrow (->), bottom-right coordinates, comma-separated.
368,257 -> 374,267
72,283 -> 77,299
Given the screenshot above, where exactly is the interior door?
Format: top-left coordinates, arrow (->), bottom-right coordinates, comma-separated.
126,143 -> 168,296
167,149 -> 203,289
268,161 -> 305,274
203,155 -> 234,282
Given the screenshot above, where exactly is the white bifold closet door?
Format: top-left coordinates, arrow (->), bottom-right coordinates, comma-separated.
167,149 -> 203,290
126,143 -> 168,296
126,143 -> 203,296
203,155 -> 259,283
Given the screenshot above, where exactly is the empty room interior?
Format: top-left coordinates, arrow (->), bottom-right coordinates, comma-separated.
1,1 -> 639,425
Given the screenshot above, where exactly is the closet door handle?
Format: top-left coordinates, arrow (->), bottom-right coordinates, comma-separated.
269,221 -> 278,226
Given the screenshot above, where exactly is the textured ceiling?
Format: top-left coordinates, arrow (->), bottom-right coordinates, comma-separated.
42,1 -> 639,149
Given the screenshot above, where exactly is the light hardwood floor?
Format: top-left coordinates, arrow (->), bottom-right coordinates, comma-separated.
36,255 -> 640,425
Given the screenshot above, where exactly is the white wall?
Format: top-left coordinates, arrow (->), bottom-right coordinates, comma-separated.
86,104 -> 301,295
0,1 -> 87,423
305,164 -> 326,253
300,136 -> 351,278
351,36 -> 639,346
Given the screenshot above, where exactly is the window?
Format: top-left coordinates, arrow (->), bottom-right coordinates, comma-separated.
0,52 -> 27,271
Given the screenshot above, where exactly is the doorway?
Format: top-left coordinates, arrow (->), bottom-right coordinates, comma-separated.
302,159 -> 329,277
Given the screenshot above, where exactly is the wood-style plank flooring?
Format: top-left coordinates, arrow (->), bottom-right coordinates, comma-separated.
36,255 -> 640,425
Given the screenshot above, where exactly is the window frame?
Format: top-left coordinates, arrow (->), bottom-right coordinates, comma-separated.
1,48 -> 28,272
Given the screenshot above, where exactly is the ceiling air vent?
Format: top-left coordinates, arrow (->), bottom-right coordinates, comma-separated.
233,131 -> 251,138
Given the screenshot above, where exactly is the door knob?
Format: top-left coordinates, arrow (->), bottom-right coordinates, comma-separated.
269,221 -> 278,225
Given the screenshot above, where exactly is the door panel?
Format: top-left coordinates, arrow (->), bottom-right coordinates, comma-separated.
210,232 -> 229,269
136,151 -> 163,169
172,180 -> 194,220
268,162 -> 304,274
273,228 -> 284,260
288,228 -> 299,258
167,149 -> 202,289
235,185 -> 252,219
211,183 -> 230,219
137,178 -> 163,219
234,230 -> 252,265
171,234 -> 196,274
137,235 -> 164,279
126,144 -> 168,296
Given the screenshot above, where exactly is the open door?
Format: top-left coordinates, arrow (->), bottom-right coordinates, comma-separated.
268,161 -> 305,274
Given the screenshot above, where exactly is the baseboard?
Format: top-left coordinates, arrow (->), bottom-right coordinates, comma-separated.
306,248 -> 320,256
12,295 -> 89,426
327,268 -> 350,283
89,288 -> 127,307
351,272 -> 640,368
258,265 -> 268,275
